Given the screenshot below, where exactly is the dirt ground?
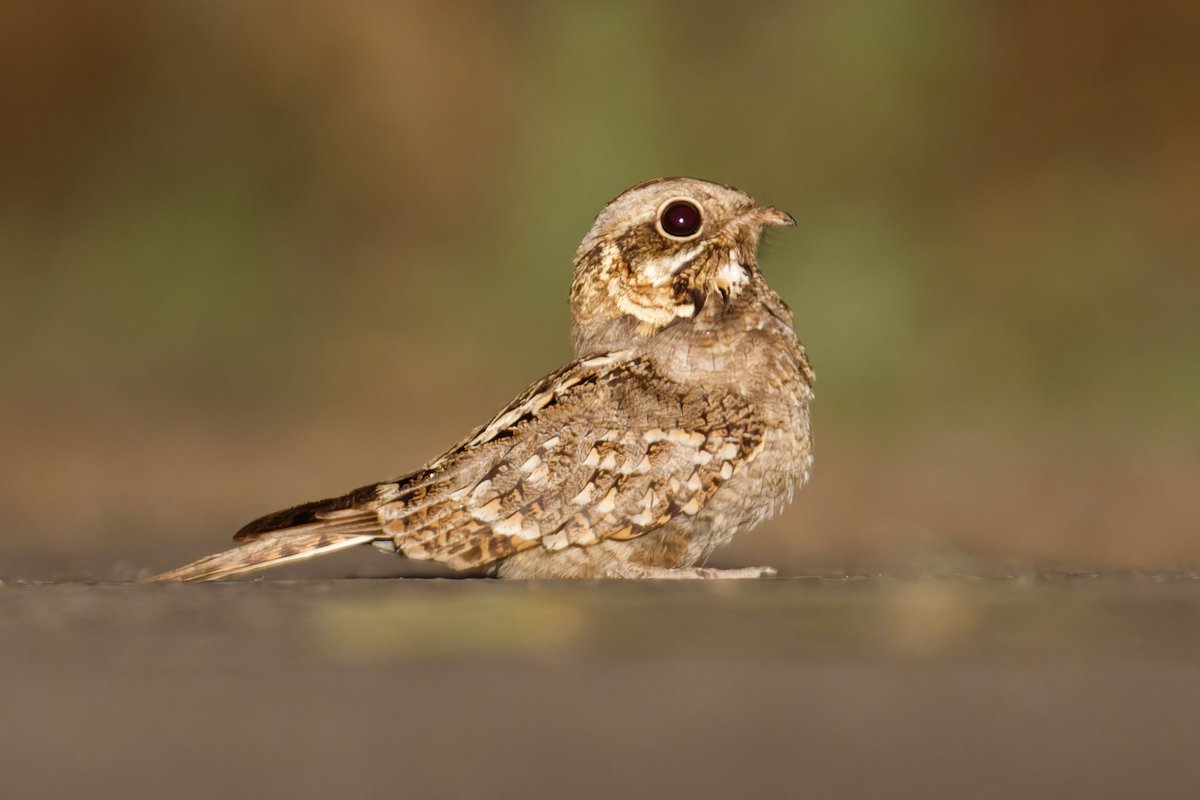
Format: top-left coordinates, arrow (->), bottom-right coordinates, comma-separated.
3,575 -> 1198,800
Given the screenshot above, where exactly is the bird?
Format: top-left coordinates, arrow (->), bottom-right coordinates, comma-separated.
147,177 -> 814,582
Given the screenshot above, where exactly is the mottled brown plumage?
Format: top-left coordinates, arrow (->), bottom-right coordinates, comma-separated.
147,177 -> 813,582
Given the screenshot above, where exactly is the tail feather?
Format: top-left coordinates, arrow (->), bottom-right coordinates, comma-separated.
144,531 -> 380,582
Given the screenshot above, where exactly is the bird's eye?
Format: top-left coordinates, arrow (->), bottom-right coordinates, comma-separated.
657,199 -> 703,239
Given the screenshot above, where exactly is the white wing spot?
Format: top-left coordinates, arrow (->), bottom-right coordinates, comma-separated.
570,483 -> 595,506
469,480 -> 493,504
668,429 -> 706,447
473,497 -> 505,523
493,512 -> 540,541
542,530 -> 570,552
593,487 -> 617,514
714,442 -> 739,461
527,462 -> 551,487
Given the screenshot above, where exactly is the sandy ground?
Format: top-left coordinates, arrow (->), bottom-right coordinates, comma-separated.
3,575 -> 1199,799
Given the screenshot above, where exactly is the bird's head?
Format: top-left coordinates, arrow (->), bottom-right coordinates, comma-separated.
569,177 -> 794,355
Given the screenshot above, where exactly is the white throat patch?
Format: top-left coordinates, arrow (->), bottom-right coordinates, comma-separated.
714,255 -> 748,293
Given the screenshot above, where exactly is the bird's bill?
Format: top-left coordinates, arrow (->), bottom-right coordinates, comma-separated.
745,206 -> 796,227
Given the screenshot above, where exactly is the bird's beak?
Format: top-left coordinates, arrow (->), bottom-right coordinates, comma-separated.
746,206 -> 796,227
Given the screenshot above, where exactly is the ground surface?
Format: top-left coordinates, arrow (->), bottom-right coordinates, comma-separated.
3,575 -> 1198,799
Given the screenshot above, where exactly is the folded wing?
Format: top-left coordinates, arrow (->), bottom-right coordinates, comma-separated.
147,351 -> 765,581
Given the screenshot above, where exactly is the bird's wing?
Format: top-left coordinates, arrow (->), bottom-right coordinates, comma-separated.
149,351 -> 765,581
369,351 -> 769,570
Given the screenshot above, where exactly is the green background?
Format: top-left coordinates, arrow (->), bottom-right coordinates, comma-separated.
2,0 -> 1197,578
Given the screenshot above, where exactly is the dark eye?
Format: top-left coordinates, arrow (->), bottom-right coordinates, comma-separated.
658,200 -> 702,239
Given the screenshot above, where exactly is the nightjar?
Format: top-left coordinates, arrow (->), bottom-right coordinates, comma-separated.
149,177 -> 814,581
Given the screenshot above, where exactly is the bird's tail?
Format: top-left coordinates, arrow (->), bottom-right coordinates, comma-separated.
143,531 -> 379,582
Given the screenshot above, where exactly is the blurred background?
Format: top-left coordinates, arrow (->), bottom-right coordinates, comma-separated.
1,0 -> 1197,580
